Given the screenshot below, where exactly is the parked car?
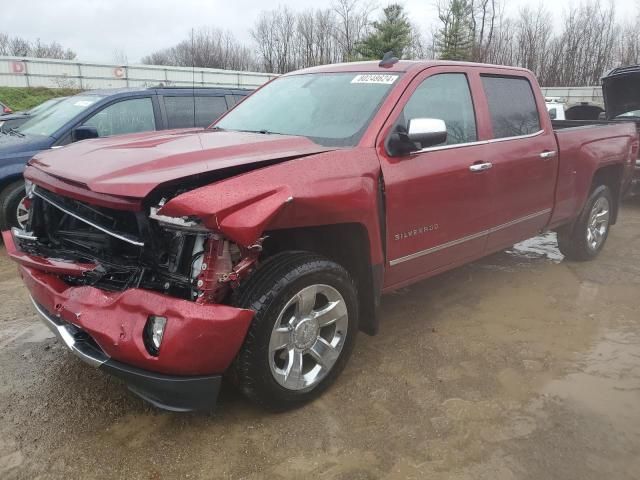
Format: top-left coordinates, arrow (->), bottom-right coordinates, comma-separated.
0,97 -> 67,133
602,65 -> 640,192
565,101 -> 605,120
0,101 -> 12,115
546,98 -> 566,120
4,60 -> 637,412
546,99 -> 605,122
0,86 -> 250,230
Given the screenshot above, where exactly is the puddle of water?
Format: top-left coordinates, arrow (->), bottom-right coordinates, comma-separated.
478,232 -> 564,273
543,329 -> 640,436
507,232 -> 564,262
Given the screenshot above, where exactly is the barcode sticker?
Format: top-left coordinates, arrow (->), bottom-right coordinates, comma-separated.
351,74 -> 398,84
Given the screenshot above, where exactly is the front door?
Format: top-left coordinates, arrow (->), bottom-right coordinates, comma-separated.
379,68 -> 494,289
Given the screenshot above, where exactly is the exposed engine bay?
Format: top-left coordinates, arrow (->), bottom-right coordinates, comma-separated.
17,185 -> 260,303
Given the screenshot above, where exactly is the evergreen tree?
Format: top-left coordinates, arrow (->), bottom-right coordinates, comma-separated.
355,4 -> 412,60
435,0 -> 474,61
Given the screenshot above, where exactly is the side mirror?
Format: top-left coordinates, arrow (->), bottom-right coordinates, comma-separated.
407,118 -> 447,149
72,126 -> 99,142
386,118 -> 448,156
549,108 -> 557,120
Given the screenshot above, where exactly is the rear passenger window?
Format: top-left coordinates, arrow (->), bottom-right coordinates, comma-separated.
401,73 -> 477,146
481,76 -> 541,138
164,96 -> 228,129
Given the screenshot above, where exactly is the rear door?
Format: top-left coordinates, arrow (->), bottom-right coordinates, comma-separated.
379,67 -> 494,288
479,73 -> 558,251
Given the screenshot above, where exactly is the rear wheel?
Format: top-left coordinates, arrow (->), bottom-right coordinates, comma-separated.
231,252 -> 358,410
557,185 -> 613,261
0,180 -> 28,230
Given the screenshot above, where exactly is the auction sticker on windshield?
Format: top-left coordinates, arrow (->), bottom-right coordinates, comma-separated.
351,74 -> 398,84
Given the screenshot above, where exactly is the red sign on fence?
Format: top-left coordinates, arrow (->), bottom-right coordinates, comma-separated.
11,61 -> 26,74
113,67 -> 125,78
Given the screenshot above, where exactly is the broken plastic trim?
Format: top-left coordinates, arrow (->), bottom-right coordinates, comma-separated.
149,207 -> 210,233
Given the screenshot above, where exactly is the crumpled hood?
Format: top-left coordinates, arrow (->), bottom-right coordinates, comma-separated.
28,129 -> 335,198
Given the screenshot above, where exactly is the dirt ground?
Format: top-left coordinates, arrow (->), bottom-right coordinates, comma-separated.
1,201 -> 640,480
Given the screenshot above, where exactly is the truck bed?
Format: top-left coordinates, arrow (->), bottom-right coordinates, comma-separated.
550,120 -> 637,228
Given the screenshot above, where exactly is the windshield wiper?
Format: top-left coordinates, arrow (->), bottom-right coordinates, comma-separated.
234,129 -> 281,135
5,128 -> 25,137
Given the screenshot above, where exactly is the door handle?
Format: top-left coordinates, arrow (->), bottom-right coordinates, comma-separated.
540,150 -> 557,160
469,162 -> 493,172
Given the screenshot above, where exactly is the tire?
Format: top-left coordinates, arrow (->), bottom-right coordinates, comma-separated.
231,251 -> 359,411
0,180 -> 27,231
557,185 -> 613,261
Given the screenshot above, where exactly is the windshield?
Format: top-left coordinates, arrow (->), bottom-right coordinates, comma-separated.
215,72 -> 400,147
27,97 -> 66,115
19,95 -> 104,137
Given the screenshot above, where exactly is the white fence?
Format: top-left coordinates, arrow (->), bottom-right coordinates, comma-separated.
541,86 -> 603,104
0,56 -> 276,90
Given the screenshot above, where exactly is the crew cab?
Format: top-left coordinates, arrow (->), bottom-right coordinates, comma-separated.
4,60 -> 637,412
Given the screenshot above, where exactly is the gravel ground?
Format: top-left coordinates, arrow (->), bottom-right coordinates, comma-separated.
1,200 -> 640,479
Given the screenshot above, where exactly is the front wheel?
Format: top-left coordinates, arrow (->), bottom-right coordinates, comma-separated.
557,185 -> 613,261
231,252 -> 358,410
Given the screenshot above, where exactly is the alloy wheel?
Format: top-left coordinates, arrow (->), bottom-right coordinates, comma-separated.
586,196 -> 610,251
268,284 -> 348,391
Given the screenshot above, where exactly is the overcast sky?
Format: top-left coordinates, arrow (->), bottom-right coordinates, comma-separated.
2,0 -> 639,63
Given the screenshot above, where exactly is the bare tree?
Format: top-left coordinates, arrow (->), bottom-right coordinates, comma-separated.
470,0 -> 498,62
0,33 -> 76,59
453,0 -> 625,86
514,5 -> 552,79
112,49 -> 129,65
8,37 -> 31,57
142,27 -> 254,71
332,0 -> 374,61
540,0 -> 618,86
618,19 -> 640,66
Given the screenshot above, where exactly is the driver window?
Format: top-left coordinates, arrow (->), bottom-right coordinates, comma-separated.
83,98 -> 156,137
401,73 -> 477,146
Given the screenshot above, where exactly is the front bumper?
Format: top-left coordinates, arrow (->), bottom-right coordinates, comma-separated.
31,297 -> 222,412
3,229 -> 254,411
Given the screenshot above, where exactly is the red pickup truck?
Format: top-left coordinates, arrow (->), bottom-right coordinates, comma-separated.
4,60 -> 637,412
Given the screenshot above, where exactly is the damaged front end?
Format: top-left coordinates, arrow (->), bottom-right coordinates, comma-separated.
18,185 -> 261,303
7,183 -> 260,411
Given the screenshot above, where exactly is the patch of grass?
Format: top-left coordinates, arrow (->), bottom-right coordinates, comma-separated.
0,87 -> 82,112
